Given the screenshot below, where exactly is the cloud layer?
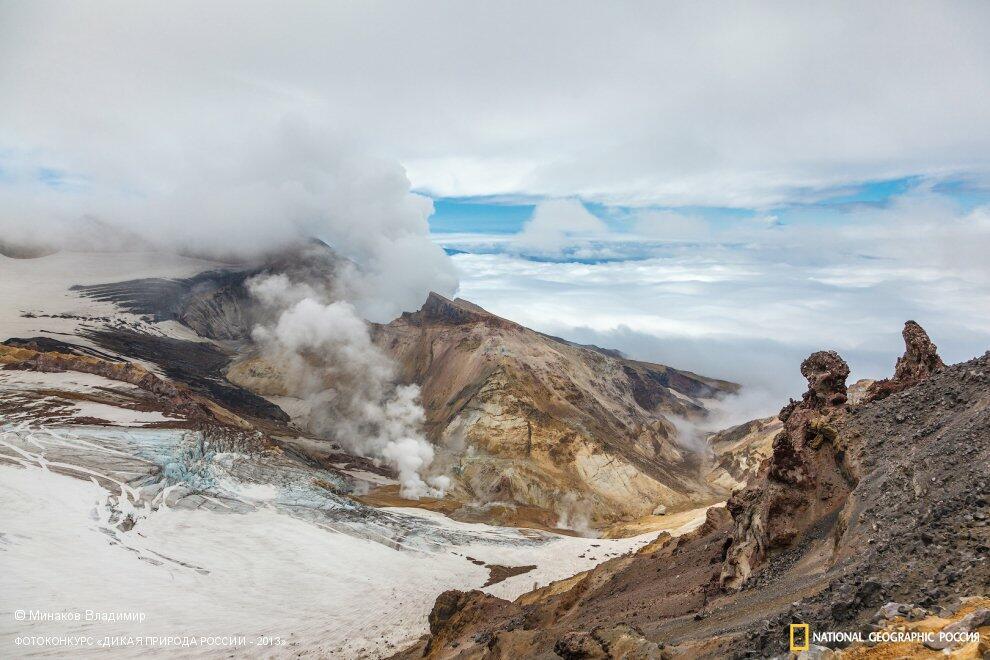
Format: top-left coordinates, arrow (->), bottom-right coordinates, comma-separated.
2,1 -> 989,207
2,1 -> 988,423
440,194 -> 990,411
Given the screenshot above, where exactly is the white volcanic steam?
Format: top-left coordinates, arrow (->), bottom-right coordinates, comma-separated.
0,117 -> 459,497
249,274 -> 449,499
0,119 -> 458,323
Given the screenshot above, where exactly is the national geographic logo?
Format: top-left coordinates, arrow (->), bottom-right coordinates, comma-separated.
786,622 -> 979,651
789,623 -> 810,652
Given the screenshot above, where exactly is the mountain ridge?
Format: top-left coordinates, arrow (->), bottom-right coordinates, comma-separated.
397,321 -> 990,658
369,291 -> 739,527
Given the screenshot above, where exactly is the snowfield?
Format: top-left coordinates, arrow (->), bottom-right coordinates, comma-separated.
0,424 -> 709,658
0,250 -> 224,347
0,370 -> 181,426
0,251 -> 712,657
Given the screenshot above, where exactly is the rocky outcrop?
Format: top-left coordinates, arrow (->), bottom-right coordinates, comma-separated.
370,293 -> 739,526
799,350 -> 851,407
0,343 -> 257,431
398,332 -> 990,660
554,624 -> 667,659
719,325 -> 947,589
422,589 -> 512,658
865,320 -> 944,402
720,350 -> 854,589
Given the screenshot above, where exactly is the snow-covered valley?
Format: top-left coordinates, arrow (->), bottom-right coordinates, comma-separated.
0,250 -> 717,658
0,423 -> 708,658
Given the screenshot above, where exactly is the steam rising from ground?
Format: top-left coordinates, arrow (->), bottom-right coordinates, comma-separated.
554,492 -> 598,538
0,118 -> 459,496
669,386 -> 784,457
249,273 -> 449,499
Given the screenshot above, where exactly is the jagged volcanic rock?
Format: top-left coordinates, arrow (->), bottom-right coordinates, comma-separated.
395,328 -> 989,659
865,320 -> 945,402
799,350 -> 851,408
719,350 -> 854,589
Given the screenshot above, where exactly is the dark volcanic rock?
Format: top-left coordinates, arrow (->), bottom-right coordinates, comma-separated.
393,329 -> 989,660
71,240 -> 345,341
865,320 -> 945,402
82,328 -> 288,422
720,350 -> 852,589
799,350 -> 851,408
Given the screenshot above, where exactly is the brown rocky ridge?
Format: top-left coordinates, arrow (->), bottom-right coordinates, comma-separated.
393,321 -> 989,659
365,292 -> 740,527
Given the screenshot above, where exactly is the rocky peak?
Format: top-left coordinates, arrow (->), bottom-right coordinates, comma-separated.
799,350 -> 850,409
865,320 -> 944,402
402,292 -> 520,330
721,349 -> 853,589
371,291 -> 739,527
897,320 -> 944,379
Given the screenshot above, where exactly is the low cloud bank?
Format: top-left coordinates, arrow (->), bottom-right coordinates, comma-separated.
443,192 -> 990,416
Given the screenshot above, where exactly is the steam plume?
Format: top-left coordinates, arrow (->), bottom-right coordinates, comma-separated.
249,274 -> 448,499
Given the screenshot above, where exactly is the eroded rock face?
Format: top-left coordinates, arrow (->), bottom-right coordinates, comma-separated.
865,321 -> 944,402
705,416 -> 780,489
369,293 -> 740,526
719,351 -> 855,589
0,344 -> 257,431
423,589 -> 508,657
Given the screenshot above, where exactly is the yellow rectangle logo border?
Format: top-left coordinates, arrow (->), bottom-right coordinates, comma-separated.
790,623 -> 810,651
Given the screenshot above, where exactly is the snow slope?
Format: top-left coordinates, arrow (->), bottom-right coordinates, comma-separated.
0,424 -> 705,658
0,371 -> 180,426
0,250 -> 225,344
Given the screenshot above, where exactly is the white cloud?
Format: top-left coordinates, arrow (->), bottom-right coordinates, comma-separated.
1,1 -> 989,207
0,114 -> 457,323
515,199 -> 609,255
631,210 -> 712,241
443,193 -> 990,411
2,0 -> 988,406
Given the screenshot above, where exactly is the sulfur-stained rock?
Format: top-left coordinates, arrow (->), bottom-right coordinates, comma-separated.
365,292 -> 741,526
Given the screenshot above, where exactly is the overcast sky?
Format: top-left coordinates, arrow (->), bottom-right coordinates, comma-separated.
2,1 -> 989,408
